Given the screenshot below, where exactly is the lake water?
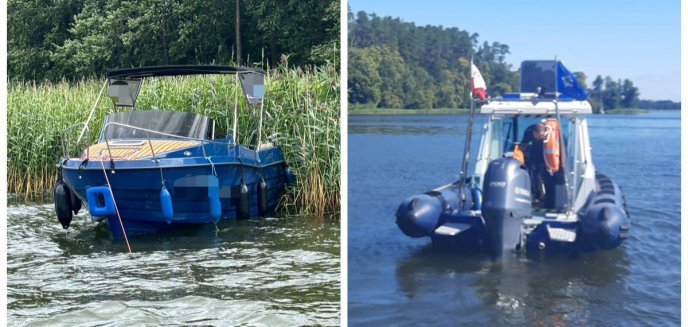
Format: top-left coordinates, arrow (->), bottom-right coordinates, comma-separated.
348,111 -> 680,326
7,200 -> 340,326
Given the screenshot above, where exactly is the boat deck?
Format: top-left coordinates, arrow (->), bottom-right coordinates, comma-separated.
81,140 -> 199,160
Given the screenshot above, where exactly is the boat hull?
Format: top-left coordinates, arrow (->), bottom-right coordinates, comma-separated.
60,145 -> 289,238
396,173 -> 630,254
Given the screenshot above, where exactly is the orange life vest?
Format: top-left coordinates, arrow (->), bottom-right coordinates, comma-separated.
513,144 -> 525,164
543,119 -> 560,174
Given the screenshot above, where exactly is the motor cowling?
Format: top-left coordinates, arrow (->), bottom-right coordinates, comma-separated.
481,158 -> 532,256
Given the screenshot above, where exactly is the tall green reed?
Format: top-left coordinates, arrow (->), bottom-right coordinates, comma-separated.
8,64 -> 340,215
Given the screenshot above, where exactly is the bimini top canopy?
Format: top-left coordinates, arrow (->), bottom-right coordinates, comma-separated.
107,65 -> 264,79
107,65 -> 265,106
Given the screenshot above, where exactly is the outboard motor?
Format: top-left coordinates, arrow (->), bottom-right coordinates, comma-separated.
481,158 -> 532,256
396,183 -> 469,238
580,174 -> 630,250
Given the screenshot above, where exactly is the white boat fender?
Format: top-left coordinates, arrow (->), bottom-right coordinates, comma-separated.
258,178 -> 268,216
160,185 -> 174,224
54,180 -> 73,229
237,181 -> 250,220
86,186 -> 116,216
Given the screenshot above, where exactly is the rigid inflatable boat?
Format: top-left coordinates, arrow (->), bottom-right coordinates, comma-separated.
396,60 -> 630,255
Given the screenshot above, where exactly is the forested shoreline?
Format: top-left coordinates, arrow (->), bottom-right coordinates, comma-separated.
9,0 -> 339,82
348,10 -> 679,112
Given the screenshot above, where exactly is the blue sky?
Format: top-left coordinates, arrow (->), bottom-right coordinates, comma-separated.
348,0 -> 681,101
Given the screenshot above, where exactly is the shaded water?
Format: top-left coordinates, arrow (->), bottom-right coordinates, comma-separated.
8,199 -> 340,326
348,111 -> 680,326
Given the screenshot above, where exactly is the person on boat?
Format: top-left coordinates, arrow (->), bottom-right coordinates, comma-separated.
513,120 -> 566,209
513,123 -> 547,204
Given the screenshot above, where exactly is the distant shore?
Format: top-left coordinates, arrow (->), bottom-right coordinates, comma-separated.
348,107 -> 667,115
348,108 -> 469,115
602,108 -> 651,114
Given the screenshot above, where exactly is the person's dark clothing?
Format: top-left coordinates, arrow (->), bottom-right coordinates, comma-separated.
520,124 -> 567,210
521,125 -> 546,203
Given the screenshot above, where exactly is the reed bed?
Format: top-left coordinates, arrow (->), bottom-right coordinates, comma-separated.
8,64 -> 340,215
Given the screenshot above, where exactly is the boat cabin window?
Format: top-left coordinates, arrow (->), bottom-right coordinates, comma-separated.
100,111 -> 212,141
486,116 -> 572,160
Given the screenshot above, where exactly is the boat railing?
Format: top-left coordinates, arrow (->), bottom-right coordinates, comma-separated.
60,121 -> 90,159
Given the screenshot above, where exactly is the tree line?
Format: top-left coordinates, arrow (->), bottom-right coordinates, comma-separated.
8,0 -> 339,82
587,75 -> 640,111
348,10 -> 679,111
349,10 -> 518,109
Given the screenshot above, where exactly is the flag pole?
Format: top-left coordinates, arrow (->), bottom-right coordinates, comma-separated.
553,57 -> 572,213
458,56 -> 477,209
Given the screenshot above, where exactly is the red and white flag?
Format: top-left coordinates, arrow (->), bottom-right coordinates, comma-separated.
470,62 -> 487,100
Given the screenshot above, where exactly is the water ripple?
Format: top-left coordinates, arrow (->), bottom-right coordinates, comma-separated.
8,200 -> 340,326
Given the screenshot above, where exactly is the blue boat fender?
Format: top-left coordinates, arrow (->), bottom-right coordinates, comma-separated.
160,185 -> 174,224
208,184 -> 221,223
257,178 -> 268,216
54,180 -> 73,229
471,187 -> 482,210
86,186 -> 116,216
237,181 -> 250,220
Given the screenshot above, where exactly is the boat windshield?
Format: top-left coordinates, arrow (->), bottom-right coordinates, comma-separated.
477,115 -> 576,180
500,117 -> 570,155
100,111 -> 212,140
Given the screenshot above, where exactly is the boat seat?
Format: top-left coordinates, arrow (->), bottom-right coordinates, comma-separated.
257,142 -> 275,150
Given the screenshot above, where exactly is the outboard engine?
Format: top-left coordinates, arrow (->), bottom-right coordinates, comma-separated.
481,158 -> 531,256
580,174 -> 630,250
396,183 -> 469,238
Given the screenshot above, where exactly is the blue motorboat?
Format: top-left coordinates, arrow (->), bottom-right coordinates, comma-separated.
54,65 -> 295,240
396,60 -> 630,255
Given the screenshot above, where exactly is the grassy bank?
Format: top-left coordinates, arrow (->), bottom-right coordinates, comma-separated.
349,108 -> 469,115
8,64 -> 340,215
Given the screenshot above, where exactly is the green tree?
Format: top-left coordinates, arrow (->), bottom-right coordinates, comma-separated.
603,76 -> 620,109
348,47 -> 381,105
620,79 -> 639,108
348,11 -> 518,109
9,0 -> 339,81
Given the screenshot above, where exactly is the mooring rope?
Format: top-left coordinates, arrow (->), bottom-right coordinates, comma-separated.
98,154 -> 132,252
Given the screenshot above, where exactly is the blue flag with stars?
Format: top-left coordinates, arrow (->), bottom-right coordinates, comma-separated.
557,62 -> 588,100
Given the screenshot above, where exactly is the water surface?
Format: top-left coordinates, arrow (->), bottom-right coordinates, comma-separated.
348,111 -> 680,326
8,200 -> 340,326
